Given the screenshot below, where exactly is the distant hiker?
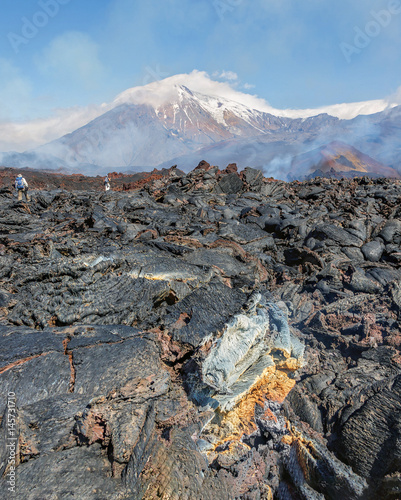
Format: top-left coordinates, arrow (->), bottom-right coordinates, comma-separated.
15,174 -> 30,201
104,174 -> 111,192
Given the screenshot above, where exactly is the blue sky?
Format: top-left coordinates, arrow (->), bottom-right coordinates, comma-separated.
0,0 -> 400,142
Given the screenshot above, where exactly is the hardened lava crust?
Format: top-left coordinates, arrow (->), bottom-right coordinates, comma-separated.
0,162 -> 401,499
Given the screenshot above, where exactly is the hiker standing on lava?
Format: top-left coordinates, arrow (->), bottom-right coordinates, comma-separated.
104,174 -> 111,192
14,174 -> 30,202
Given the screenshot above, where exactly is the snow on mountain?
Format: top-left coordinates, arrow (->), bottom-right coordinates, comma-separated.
0,70 -> 395,154
30,84 -> 293,170
113,82 -> 285,137
110,71 -> 392,121
1,71 -> 400,178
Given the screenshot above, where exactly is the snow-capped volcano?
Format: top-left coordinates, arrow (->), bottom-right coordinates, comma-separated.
32,83 -> 293,169
113,82 -> 287,138
110,71 -> 392,121
1,72 -> 401,177
0,70 -> 397,155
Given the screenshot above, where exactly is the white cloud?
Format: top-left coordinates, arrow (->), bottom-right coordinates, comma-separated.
112,70 -> 274,110
0,104 -> 109,152
387,85 -> 401,106
214,70 -> 238,81
35,31 -> 105,89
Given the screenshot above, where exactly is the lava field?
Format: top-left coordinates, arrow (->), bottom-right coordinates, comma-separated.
1,162 -> 401,499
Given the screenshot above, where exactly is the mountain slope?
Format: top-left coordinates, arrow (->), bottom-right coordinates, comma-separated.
35,85 -> 290,170
288,141 -> 401,180
1,76 -> 400,179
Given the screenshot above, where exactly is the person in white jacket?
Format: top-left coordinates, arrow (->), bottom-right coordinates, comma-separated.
104,174 -> 111,192
15,174 -> 30,201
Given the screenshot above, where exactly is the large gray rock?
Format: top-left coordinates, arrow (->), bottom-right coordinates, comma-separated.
379,219 -> 401,244
163,281 -> 246,347
215,173 -> 244,194
242,167 -> 263,189
361,240 -> 384,262
311,224 -> 365,247
200,294 -> 304,411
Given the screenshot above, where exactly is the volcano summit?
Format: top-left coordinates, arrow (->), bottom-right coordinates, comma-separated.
1,73 -> 401,179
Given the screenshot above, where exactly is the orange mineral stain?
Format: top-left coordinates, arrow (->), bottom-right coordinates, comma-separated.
204,365 -> 296,448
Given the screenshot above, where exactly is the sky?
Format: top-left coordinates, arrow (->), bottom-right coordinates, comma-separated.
1,0 -> 401,151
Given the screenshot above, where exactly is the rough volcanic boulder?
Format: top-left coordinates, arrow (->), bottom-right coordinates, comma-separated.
215,173 -> 244,194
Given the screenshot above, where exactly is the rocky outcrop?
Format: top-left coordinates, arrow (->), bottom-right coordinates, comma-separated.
0,167 -> 400,498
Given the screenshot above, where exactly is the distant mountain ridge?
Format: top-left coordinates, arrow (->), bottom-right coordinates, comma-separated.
1,77 -> 400,180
